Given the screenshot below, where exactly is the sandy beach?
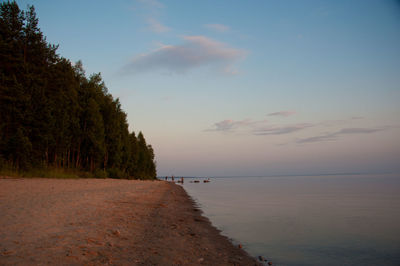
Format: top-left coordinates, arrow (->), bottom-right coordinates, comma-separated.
0,178 -> 257,265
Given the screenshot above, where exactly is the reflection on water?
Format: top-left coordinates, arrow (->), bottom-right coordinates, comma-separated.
182,174 -> 400,265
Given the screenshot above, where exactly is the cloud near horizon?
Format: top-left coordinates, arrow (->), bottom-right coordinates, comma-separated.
206,119 -> 312,136
122,36 -> 246,75
268,111 -> 296,117
207,117 -> 392,143
297,127 -> 389,144
253,123 -> 313,135
206,119 -> 263,132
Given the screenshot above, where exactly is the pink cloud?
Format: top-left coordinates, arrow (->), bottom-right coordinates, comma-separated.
122,36 -> 246,74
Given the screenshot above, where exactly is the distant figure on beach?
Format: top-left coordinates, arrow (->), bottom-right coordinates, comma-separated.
172,176 -> 174,181
165,176 -> 168,181
181,177 -> 184,183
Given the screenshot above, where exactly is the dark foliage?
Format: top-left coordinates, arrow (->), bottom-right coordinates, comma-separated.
0,1 -> 156,179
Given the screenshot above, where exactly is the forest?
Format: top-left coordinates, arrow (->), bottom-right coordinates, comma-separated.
0,2 -> 156,179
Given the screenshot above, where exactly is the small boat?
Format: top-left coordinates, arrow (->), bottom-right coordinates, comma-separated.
203,178 -> 210,183
194,180 -> 200,183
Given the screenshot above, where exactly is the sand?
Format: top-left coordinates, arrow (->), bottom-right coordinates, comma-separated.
0,178 -> 258,265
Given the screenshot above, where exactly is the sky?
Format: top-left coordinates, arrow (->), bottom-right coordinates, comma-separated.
14,0 -> 400,177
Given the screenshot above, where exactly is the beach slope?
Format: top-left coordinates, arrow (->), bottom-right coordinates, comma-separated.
0,178 -> 257,265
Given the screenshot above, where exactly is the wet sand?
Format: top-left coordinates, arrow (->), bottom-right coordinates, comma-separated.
0,178 -> 258,265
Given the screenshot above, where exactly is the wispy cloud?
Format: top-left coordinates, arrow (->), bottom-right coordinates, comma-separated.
317,116 -> 365,127
297,127 -> 388,144
296,134 -> 337,144
253,123 -> 313,135
206,119 -> 312,136
210,119 -> 242,132
337,127 -> 384,134
133,0 -> 168,34
206,116 -> 395,147
122,36 -> 246,75
204,23 -> 230,33
206,119 -> 264,132
268,111 -> 296,117
146,17 -> 170,33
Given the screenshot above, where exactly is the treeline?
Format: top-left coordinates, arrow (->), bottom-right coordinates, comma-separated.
0,2 -> 156,179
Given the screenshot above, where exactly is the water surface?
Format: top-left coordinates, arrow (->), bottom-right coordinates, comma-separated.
182,174 -> 400,265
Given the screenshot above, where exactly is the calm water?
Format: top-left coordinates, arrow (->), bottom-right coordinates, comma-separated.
182,174 -> 400,265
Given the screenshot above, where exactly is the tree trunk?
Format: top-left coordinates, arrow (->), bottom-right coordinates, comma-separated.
104,150 -> 108,171
45,147 -> 49,166
90,157 -> 94,172
76,142 -> 80,168
67,149 -> 70,169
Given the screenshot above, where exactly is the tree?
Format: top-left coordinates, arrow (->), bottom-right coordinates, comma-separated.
0,2 -> 156,178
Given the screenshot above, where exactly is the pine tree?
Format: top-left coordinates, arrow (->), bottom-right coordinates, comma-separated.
0,2 -> 156,178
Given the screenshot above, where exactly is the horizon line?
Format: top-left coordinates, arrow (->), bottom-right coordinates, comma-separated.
158,171 -> 397,179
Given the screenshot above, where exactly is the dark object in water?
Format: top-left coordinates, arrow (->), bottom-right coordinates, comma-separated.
203,178 -> 210,183
194,180 -> 200,183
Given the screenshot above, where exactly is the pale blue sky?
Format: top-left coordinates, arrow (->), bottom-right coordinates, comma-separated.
15,0 -> 400,176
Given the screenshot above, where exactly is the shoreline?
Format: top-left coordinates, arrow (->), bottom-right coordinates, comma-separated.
0,178 -> 258,265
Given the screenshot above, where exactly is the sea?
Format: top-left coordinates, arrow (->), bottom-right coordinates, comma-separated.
180,174 -> 400,266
